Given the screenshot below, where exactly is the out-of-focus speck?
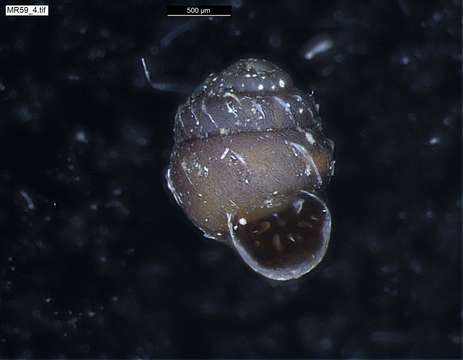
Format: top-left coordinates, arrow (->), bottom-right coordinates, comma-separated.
14,39 -> 25,52
228,23 -> 241,37
105,200 -> 130,215
67,157 -> 75,170
409,259 -> 423,274
321,65 -> 334,77
334,54 -> 345,63
383,286 -> 399,296
125,248 -> 135,256
0,82 -> 5,91
90,202 -> 98,211
113,187 -> 123,196
99,27 -> 110,38
268,33 -> 282,48
408,112 -> 417,122
368,238 -> 382,253
432,12 -> 443,23
231,0 -> 242,8
302,34 -> 334,61
370,330 -> 410,344
88,48 -> 106,61
398,0 -> 410,16
68,317 -> 79,329
123,125 -> 149,146
3,281 -> 12,291
232,28 -> 241,36
398,211 -> 408,220
161,20 -> 196,48
16,105 -> 34,122
19,190 -> 35,210
443,116 -> 452,127
400,55 -> 411,65
148,45 -> 159,56
66,73 -> 81,81
75,130 -> 88,143
449,333 -> 462,344
428,136 -> 440,145
87,311 -> 96,318
44,297 -> 52,303
111,296 -> 119,302
319,337 -> 333,351
380,264 -> 398,274
425,209 -> 434,219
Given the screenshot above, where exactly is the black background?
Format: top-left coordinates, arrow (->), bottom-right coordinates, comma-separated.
0,0 -> 461,358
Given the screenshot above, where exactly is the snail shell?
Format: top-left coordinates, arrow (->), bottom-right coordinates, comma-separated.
166,58 -> 334,280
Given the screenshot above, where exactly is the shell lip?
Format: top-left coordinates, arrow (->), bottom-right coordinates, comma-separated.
227,191 -> 332,281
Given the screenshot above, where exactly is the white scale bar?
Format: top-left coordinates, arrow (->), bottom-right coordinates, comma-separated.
167,14 -> 231,17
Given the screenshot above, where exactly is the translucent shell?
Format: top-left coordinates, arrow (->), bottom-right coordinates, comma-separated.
167,58 -> 335,280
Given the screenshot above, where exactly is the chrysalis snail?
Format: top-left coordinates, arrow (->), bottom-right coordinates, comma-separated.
166,58 -> 335,280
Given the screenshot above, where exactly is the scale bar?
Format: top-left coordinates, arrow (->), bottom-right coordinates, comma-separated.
166,5 -> 232,17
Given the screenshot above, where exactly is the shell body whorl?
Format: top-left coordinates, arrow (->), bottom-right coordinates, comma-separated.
167,58 -> 335,280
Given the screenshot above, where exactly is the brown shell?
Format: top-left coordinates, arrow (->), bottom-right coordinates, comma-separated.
166,58 -> 335,280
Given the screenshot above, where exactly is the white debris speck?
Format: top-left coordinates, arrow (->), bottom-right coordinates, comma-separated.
258,84 -> 264,90
201,98 -> 218,128
279,79 -> 285,88
225,101 -> 238,117
230,149 -> 247,167
305,132 -> 316,145
263,198 -> 274,208
220,147 -> 230,159
304,38 -> 333,60
293,197 -> 304,214
274,97 -> 293,121
223,92 -> 241,105
239,218 -> 247,225
288,142 -> 322,185
254,102 -> 266,119
180,161 -> 193,185
19,190 -> 35,210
